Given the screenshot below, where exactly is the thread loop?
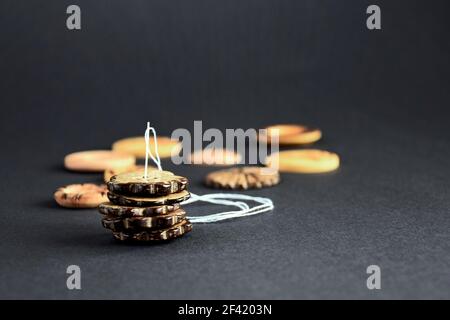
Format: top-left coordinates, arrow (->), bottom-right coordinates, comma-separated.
143,123 -> 274,223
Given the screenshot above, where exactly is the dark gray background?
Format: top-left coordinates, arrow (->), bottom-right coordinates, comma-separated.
0,0 -> 449,299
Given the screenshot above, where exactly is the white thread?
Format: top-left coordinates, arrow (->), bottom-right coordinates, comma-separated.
183,193 -> 274,223
143,123 -> 274,223
150,126 -> 162,171
144,122 -> 150,179
144,122 -> 162,178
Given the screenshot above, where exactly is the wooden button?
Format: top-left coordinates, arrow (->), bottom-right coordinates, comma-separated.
260,124 -> 322,145
64,150 -> 135,172
107,190 -> 191,207
265,149 -> 340,173
112,220 -> 193,241
107,169 -> 188,196
188,149 -> 242,165
54,184 -> 108,208
112,136 -> 181,159
98,202 -> 181,217
101,208 -> 186,231
205,166 -> 280,189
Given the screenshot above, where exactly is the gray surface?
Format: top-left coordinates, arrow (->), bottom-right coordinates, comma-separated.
0,0 -> 449,299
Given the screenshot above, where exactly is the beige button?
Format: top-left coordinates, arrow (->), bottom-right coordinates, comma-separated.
266,149 -> 340,173
188,148 -> 242,165
64,150 -> 135,172
112,136 -> 181,159
54,184 -> 108,208
103,165 -> 151,182
260,124 -> 322,145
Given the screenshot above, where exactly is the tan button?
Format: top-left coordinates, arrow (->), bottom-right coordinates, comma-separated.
260,124 -> 322,145
64,150 -> 135,172
54,184 -> 108,208
106,169 -> 187,197
112,136 -> 181,159
266,149 -> 340,173
104,165 -> 151,182
188,148 -> 242,165
205,166 -> 280,189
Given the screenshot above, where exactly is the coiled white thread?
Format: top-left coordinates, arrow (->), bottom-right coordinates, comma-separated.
144,123 -> 274,223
